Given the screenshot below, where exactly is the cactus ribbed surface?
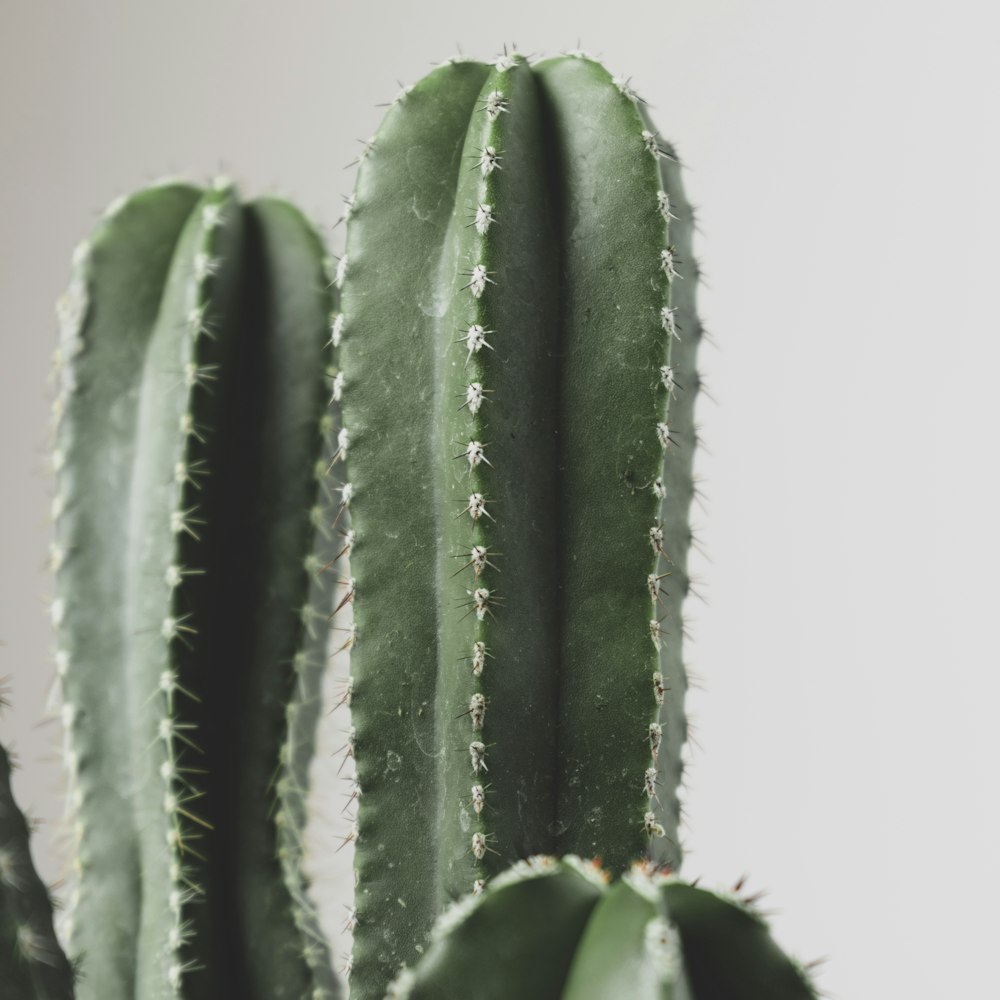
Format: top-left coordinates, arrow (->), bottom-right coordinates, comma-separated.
0,734 -> 75,1000
389,857 -> 818,1000
337,51 -> 703,995
50,181 -> 340,999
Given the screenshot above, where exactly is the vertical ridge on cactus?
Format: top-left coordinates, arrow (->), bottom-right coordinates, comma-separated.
337,50 -> 702,996
50,182 -> 340,999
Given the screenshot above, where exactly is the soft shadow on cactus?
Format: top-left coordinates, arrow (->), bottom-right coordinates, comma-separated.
0,44 -> 824,1000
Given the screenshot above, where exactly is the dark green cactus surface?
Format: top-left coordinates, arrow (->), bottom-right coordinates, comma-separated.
1,732 -> 75,1000
337,51 -> 704,996
389,857 -> 818,1000
50,181 -> 341,999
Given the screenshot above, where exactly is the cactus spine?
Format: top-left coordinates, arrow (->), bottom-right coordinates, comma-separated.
50,181 -> 340,999
337,51 -> 703,996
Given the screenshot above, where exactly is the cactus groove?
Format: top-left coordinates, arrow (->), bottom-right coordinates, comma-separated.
51,181 -> 341,999
337,50 -> 703,996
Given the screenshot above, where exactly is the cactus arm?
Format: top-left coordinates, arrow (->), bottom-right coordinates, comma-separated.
562,878 -> 688,1000
341,53 -> 696,995
56,184 -> 338,999
661,884 -> 818,999
52,181 -> 202,998
387,858 -> 605,1000
0,741 -> 75,999
532,54 -> 681,868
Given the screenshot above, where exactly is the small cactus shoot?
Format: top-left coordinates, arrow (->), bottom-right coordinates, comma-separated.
387,857 -> 818,1000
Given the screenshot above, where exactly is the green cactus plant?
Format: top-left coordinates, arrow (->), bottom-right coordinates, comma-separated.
335,50 -> 701,997
0,42 -> 825,1000
1,724 -> 76,1000
386,856 -> 818,1000
46,180 -> 341,999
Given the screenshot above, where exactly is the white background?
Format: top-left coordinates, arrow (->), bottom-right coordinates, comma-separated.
2,2 -> 998,996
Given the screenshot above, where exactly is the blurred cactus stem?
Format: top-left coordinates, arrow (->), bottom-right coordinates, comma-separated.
51,180 -> 341,999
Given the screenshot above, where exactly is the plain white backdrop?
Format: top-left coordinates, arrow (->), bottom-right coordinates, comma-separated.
2,2 -> 999,996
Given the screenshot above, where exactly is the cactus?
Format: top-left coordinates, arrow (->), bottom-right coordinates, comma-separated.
336,50 -> 702,996
1,722 -> 76,1000
2,43 -> 825,1000
386,857 -> 818,1000
49,180 -> 341,999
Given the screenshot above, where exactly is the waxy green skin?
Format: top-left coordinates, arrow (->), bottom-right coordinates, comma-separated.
0,739 -> 75,1000
393,858 -> 817,1000
51,182 -> 340,999
338,52 -> 701,997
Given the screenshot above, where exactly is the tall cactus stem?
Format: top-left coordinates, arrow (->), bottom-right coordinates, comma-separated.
338,51 -> 703,997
